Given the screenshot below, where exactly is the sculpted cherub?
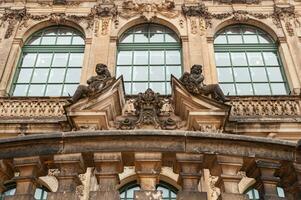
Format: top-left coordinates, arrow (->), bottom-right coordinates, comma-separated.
71,63 -> 115,103
179,64 -> 228,102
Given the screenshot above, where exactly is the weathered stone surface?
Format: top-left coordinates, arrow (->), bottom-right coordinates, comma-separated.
89,191 -> 120,200
219,193 -> 249,200
47,193 -> 80,200
176,191 -> 207,200
4,194 -> 35,200
134,190 -> 162,200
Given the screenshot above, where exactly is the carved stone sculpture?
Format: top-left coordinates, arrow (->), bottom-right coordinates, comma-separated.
71,63 -> 115,103
179,65 -> 228,102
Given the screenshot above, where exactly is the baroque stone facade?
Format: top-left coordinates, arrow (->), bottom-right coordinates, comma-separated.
0,0 -> 301,200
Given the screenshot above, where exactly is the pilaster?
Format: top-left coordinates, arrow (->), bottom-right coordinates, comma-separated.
175,153 -> 207,200
89,152 -> 123,200
47,153 -> 85,200
134,153 -> 162,200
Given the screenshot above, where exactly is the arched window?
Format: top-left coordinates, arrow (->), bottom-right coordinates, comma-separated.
245,187 -> 285,199
0,184 -> 48,200
10,26 -> 85,96
120,181 -> 177,200
214,24 -> 288,96
116,24 -> 182,95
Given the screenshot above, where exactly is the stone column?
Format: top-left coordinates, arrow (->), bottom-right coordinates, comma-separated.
175,153 -> 207,200
89,152 -> 123,200
47,153 -> 85,200
5,156 -> 45,200
209,155 -> 248,200
245,158 -> 286,200
134,153 -> 162,200
0,160 -> 13,193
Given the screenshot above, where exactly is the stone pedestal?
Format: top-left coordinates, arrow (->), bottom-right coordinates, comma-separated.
47,193 -> 79,200
4,194 -> 35,200
134,190 -> 162,200
89,191 -> 120,200
175,153 -> 207,200
219,193 -> 249,200
176,191 -> 207,200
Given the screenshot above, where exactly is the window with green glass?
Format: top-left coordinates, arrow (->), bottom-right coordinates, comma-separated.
10,26 -> 85,96
116,24 -> 182,95
214,25 -> 288,96
120,181 -> 177,200
245,187 -> 286,199
0,185 -> 48,200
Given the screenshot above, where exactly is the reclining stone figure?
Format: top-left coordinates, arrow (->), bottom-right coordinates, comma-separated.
71,63 -> 115,103
179,64 -> 228,102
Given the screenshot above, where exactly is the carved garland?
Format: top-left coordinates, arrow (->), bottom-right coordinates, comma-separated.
182,3 -> 300,36
0,1 -> 118,39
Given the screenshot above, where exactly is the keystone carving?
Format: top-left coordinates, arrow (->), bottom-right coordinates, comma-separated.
71,63 -> 115,103
179,65 -> 228,102
120,0 -> 179,21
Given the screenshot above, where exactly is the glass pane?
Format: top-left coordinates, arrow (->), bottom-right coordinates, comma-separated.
214,35 -> 227,44
243,27 -> 256,34
69,53 -> 83,67
217,68 -> 233,82
277,187 -> 285,197
44,29 -> 57,35
247,52 -> 264,66
166,50 -> 181,65
231,52 -> 248,66
65,68 -> 81,83
72,36 -> 85,45
165,33 -> 178,42
227,35 -> 243,44
116,67 -> 132,81
52,53 -> 68,67
59,28 -> 73,35
166,66 -> 181,79
250,67 -> 268,82
271,83 -> 287,95
267,67 -> 284,82
135,26 -> 148,33
120,33 -> 133,43
236,84 -> 253,95
220,84 -> 235,95
258,34 -> 273,44
63,84 -> 78,96
226,27 -> 241,34
150,34 -> 164,42
150,51 -> 164,64
133,66 -> 148,81
28,85 -> 45,96
34,188 -> 42,199
233,68 -> 251,82
166,84 -> 171,94
150,25 -> 164,33
27,37 -> 41,45
254,189 -> 260,199
263,52 -> 279,66
124,82 -> 131,94
134,34 -> 148,43
17,69 -> 33,83
4,188 -> 16,196
36,54 -> 52,67
31,69 -> 49,83
215,53 -> 231,66
49,69 -> 65,83
45,84 -> 62,96
21,53 -> 37,67
150,66 -> 165,81
253,83 -> 271,95
41,37 -> 56,45
150,82 -> 165,94
42,191 -> 48,199
56,36 -> 72,45
157,186 -> 169,198
13,85 -> 28,96
132,82 -> 148,94
118,51 -> 132,65
243,35 -> 258,43
134,51 -> 148,65
246,190 -> 254,199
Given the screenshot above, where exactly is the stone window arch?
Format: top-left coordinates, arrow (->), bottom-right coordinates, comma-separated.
116,23 -> 182,95
214,24 -> 288,96
119,181 -> 177,200
10,26 -> 85,96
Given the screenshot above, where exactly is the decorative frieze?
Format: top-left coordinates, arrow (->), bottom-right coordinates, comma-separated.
228,96 -> 301,119
0,98 -> 67,118
120,0 -> 179,21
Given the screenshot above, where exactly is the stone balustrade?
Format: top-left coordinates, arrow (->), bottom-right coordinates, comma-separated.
0,131 -> 298,200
